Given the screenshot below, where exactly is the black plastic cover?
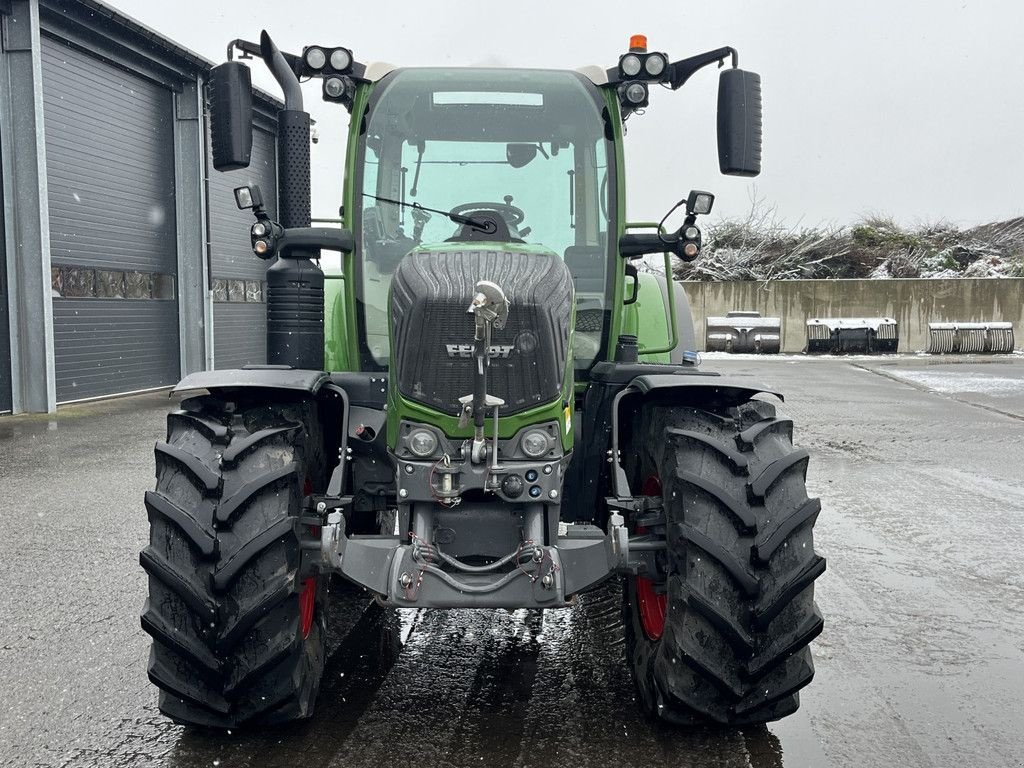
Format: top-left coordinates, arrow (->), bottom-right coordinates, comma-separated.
391,250 -> 573,416
717,69 -> 762,177
267,257 -> 324,369
277,110 -> 312,229
209,62 -> 253,171
629,374 -> 782,402
328,372 -> 389,408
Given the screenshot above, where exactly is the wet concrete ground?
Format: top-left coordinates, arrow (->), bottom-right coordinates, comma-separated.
1,355 -> 1022,768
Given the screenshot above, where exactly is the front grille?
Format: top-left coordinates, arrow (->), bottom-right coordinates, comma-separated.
391,250 -> 573,415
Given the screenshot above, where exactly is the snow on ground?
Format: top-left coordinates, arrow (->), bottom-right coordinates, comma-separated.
880,368 -> 1024,397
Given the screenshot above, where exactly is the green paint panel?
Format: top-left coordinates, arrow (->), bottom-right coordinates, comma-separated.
323,274 -> 350,371
633,273 -> 673,363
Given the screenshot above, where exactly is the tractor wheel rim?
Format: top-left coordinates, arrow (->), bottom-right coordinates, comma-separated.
300,475 -> 316,639
299,578 -> 316,639
636,474 -> 667,642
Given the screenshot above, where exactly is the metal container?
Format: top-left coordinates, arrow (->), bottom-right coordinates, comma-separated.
805,317 -> 899,354
705,310 -> 781,354
927,322 -> 1015,354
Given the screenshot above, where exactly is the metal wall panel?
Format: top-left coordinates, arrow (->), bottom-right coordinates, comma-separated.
212,303 -> 267,369
41,35 -> 180,400
208,126 -> 277,280
208,125 -> 277,368
41,37 -> 177,273
53,299 -> 180,402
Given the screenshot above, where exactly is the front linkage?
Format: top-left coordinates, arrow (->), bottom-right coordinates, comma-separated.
294,281 -> 665,609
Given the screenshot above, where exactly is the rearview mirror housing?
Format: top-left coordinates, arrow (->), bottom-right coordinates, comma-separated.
209,61 -> 254,171
717,68 -> 762,177
506,143 -> 538,168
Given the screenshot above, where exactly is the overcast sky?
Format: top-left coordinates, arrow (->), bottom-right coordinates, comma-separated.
109,0 -> 1024,230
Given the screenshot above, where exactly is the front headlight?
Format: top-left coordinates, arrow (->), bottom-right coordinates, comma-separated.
329,48 -> 352,71
304,47 -> 326,70
520,429 -> 550,458
620,53 -> 642,77
408,429 -> 438,458
644,53 -> 667,77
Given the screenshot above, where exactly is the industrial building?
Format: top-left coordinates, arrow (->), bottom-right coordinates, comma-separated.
1,0 -> 279,413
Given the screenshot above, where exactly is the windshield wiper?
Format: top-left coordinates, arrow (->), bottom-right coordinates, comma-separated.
362,193 -> 492,232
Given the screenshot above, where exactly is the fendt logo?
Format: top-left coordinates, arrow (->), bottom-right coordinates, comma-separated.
445,344 -> 514,359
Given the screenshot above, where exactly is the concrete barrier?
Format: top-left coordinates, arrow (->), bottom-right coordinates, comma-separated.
680,278 -> 1024,353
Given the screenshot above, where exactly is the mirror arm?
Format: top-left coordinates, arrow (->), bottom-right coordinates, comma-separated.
277,227 -> 355,257
229,37 -> 302,75
619,232 -> 679,259
667,46 -> 737,90
226,38 -> 260,61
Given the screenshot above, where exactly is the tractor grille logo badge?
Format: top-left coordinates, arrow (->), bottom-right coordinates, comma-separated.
446,344 -> 514,359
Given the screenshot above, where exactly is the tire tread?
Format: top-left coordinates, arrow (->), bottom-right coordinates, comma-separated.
140,395 -> 327,728
624,400 -> 824,727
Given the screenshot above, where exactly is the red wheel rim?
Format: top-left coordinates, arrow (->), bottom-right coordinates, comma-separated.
299,475 -> 316,639
636,475 -> 667,641
299,578 -> 316,639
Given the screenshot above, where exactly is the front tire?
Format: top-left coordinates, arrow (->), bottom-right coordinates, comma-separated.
624,398 -> 825,725
140,393 -> 329,728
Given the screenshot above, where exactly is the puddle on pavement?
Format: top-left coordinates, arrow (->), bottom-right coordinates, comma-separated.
155,582 -> 822,768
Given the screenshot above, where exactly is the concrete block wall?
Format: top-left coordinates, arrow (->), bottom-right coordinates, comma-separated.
681,278 -> 1024,353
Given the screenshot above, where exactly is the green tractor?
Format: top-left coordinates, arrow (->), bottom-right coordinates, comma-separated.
141,30 -> 824,729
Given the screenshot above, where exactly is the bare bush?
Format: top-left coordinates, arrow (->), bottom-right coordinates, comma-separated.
674,197 -> 1024,282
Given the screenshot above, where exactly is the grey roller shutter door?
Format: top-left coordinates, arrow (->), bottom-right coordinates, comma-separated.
41,35 -> 180,402
0,202 -> 10,413
208,125 -> 277,369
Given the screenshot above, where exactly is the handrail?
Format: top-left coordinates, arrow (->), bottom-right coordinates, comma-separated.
623,221 -> 678,356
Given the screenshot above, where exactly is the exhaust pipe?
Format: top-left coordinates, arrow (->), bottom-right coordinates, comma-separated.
260,30 -> 324,370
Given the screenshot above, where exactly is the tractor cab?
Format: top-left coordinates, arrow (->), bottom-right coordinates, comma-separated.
353,67 -> 615,373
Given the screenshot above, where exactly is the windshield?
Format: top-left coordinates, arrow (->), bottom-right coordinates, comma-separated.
355,68 -> 614,372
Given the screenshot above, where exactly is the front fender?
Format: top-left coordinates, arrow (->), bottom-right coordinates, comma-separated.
628,373 -> 783,405
172,367 -> 329,394
565,364 -> 782,525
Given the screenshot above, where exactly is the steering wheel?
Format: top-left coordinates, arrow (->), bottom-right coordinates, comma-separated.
450,201 -> 525,228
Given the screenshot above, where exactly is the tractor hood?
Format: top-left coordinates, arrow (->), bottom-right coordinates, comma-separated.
390,249 -> 574,417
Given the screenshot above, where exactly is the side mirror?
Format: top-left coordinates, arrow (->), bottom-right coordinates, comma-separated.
506,143 -> 538,168
717,68 -> 762,177
209,61 -> 254,171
